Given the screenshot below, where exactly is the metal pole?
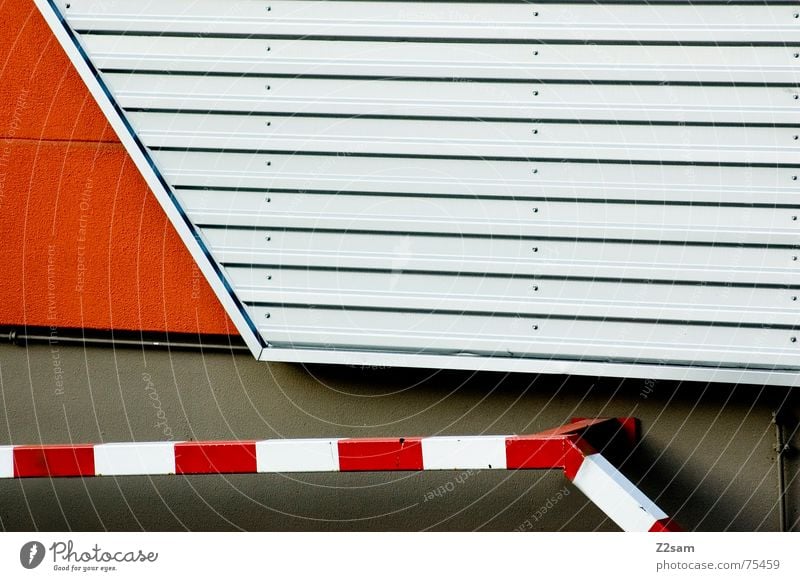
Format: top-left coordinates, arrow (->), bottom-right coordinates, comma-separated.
773,411 -> 788,533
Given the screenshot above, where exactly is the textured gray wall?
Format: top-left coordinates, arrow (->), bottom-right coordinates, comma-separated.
0,342 -> 797,531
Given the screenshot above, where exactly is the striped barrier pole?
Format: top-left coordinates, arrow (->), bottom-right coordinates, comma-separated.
0,417 -> 680,532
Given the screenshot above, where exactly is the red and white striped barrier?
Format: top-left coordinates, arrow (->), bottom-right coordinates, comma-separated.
0,418 -> 679,532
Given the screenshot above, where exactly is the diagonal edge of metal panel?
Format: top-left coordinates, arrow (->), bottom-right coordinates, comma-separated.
0,417 -> 682,532
31,0 -> 266,359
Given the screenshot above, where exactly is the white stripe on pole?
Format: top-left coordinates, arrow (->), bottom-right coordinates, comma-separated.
572,453 -> 668,532
421,436 -> 508,470
256,439 -> 340,473
0,446 -> 13,478
94,442 -> 177,476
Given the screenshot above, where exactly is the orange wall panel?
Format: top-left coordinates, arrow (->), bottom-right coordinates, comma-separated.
0,0 -> 113,143
0,0 -> 236,335
0,140 -> 235,335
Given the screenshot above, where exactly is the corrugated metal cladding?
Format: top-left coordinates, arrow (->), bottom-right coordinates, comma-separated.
52,0 -> 800,386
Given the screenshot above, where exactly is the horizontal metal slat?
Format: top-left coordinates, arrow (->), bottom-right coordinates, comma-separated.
225,265 -> 800,326
63,0 -> 800,43
178,190 -> 800,244
249,305 -> 800,368
84,35 -> 800,83
154,150 -> 800,205
128,112 -> 800,165
201,228 -> 800,285
105,73 -> 800,124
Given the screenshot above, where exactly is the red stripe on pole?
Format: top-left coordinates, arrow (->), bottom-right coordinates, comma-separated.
338,438 -> 423,471
563,438 -> 595,481
13,445 -> 95,478
505,435 -> 592,480
505,437 -> 575,470
174,441 -> 257,474
569,417 -> 640,448
649,518 -> 683,532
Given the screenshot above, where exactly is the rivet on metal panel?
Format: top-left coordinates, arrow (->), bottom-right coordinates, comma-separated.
266,161 -> 272,166
791,337 -> 797,343
266,85 -> 271,91
532,324 -> 539,330
267,46 -> 272,52
532,207 -> 539,213
793,256 -> 798,261
532,247 -> 539,253
532,129 -> 539,135
532,168 -> 539,174
532,90 -> 539,96
266,275 -> 272,281
794,135 -> 799,140
533,11 -> 540,17
266,121 -> 272,127
533,50 -> 539,56
792,216 -> 797,221
264,313 -> 271,319
265,197 -> 271,203
792,296 -> 797,301
265,236 -> 272,242
266,6 -> 272,12
532,285 -> 539,292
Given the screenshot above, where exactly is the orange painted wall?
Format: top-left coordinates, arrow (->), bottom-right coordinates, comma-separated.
0,0 -> 236,335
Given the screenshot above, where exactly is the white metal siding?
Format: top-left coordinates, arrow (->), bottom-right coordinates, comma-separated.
45,0 -> 800,386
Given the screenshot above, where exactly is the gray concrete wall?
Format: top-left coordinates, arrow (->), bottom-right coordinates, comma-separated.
0,342 -> 797,531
